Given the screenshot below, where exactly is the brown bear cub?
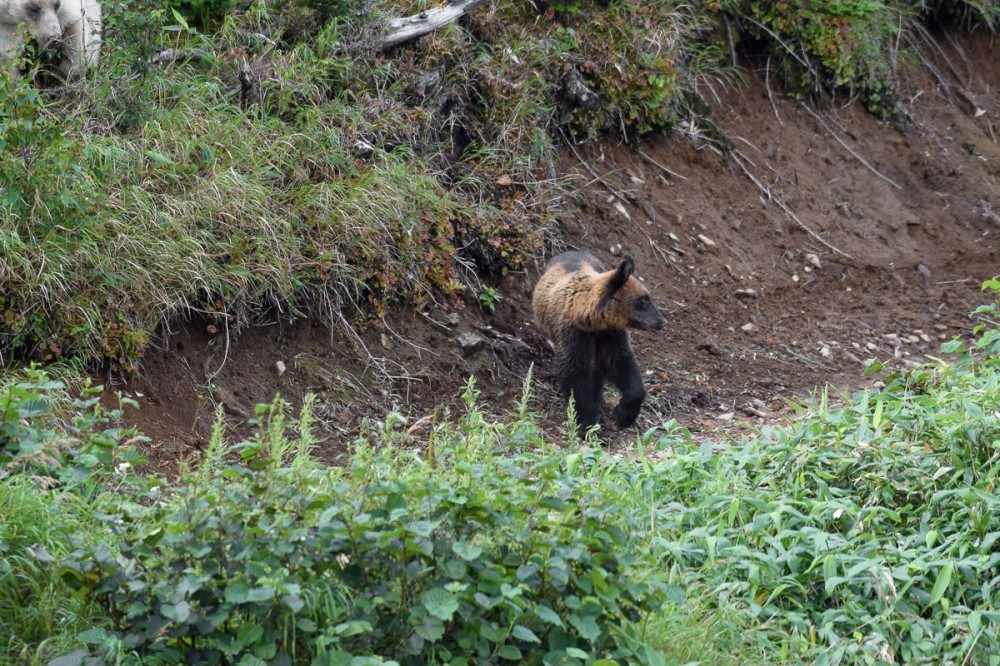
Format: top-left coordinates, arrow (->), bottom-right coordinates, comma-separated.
532,251 -> 666,435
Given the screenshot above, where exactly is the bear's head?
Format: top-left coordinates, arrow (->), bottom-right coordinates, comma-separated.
16,0 -> 64,52
599,254 -> 667,331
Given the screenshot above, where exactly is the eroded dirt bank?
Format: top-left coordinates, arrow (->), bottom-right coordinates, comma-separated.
115,32 -> 999,472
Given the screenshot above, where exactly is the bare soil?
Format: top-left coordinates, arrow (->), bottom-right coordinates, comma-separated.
111,31 -> 1000,476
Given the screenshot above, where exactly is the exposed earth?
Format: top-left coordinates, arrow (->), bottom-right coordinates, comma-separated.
111,30 -> 999,475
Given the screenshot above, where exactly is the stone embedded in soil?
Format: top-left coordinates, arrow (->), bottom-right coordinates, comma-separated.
741,323 -> 758,332
735,288 -> 759,299
275,360 -> 287,376
456,331 -> 487,354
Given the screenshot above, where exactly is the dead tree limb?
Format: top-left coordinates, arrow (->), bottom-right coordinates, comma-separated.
378,0 -> 489,51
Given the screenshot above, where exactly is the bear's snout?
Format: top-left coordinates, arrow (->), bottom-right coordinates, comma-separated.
644,313 -> 667,331
40,34 -> 62,51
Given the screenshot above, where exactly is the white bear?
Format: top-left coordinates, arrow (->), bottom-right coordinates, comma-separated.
0,0 -> 102,78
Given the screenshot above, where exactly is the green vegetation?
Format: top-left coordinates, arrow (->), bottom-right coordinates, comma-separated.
3,0 -> 1000,663
0,282 -> 996,664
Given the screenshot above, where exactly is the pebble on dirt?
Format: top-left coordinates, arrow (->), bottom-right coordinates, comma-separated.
456,331 -> 487,355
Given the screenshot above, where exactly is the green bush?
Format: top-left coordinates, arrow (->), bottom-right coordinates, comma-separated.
55,389 -> 665,665
0,366 -> 144,484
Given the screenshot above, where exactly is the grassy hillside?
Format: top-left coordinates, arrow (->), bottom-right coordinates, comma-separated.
1,0 -> 996,371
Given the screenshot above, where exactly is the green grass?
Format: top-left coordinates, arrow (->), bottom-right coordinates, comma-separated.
0,477 -> 113,665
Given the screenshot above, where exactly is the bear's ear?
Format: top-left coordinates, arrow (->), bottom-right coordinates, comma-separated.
601,254 -> 635,306
609,254 -> 635,292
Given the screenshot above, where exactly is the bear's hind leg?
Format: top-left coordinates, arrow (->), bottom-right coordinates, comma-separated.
597,331 -> 646,429
556,330 -> 602,434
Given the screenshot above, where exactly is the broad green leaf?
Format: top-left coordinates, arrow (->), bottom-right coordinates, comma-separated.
928,563 -> 954,606
415,616 -> 445,642
535,604 -> 564,627
497,645 -> 522,661
421,588 -> 459,621
452,540 -> 484,561
512,625 -> 541,643
161,601 -> 191,624
568,614 -> 601,642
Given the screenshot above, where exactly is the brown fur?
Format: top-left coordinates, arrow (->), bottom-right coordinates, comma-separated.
533,251 -> 666,435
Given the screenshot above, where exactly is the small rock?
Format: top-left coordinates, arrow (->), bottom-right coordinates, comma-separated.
741,323 -> 758,333
718,412 -> 735,421
792,273 -> 800,283
883,333 -> 898,341
456,331 -> 486,355
889,222 -> 900,231
697,234 -> 716,247
275,360 -> 286,376
668,232 -> 680,242
614,202 -> 631,220
933,323 -> 948,331
609,243 -> 622,256
820,346 -> 832,357
872,380 -> 886,389
353,140 -> 375,159
734,288 -> 759,299
444,312 -> 460,327
906,335 -> 920,344
920,334 -> 932,343
495,175 -> 513,186
917,264 -> 931,279
804,253 -> 822,269
866,341 -> 877,350
696,339 -> 723,356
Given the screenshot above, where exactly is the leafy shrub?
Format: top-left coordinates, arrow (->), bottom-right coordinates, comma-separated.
55,389 -> 664,665
0,366 -> 144,484
0,72 -> 96,229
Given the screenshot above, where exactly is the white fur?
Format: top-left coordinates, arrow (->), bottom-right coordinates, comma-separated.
0,0 -> 101,78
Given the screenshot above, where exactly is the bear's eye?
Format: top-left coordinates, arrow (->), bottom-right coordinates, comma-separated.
54,0 -> 61,9
26,4 -> 41,16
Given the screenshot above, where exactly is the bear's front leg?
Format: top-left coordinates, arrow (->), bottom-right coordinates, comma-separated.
598,331 -> 646,429
556,330 -> 602,435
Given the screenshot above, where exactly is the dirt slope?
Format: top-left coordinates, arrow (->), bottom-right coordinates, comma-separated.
117,31 -> 999,473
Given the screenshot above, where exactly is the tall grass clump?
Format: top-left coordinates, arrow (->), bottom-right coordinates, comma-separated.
0,477 -> 115,665
0,366 -> 147,664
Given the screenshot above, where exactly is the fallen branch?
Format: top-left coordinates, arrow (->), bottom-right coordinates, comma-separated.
802,104 -> 902,190
638,149 -> 688,180
732,150 -> 855,261
378,0 -> 489,51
